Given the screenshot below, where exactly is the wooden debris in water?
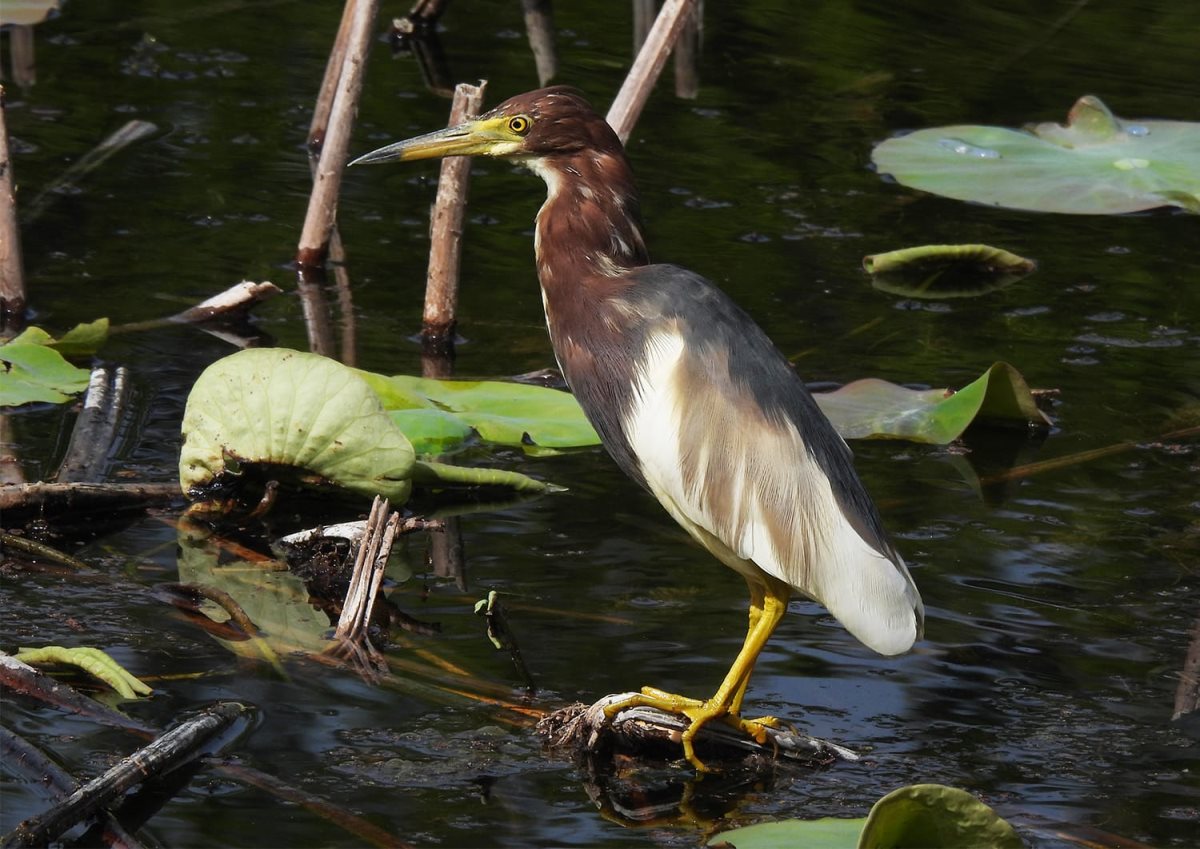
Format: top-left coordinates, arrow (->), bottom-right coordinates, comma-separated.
4,701 -> 248,848
55,367 -> 131,484
538,694 -> 858,772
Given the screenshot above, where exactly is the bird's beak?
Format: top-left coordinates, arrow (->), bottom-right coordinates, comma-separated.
349,116 -> 522,166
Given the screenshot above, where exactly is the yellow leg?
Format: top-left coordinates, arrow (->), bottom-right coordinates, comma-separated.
605,575 -> 791,771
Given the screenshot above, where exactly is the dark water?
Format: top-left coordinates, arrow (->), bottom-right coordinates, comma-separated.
3,1 -> 1199,846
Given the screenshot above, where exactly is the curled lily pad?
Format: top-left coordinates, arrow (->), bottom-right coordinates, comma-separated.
179,349 -> 554,505
864,244 -> 1036,299
859,784 -> 1024,848
707,783 -> 1023,849
180,348 -> 417,502
872,95 -> 1200,214
814,362 -> 1050,444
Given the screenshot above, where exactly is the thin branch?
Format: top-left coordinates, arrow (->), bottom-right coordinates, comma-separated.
213,761 -> 415,849
2,532 -> 94,570
0,481 -> 180,514
335,497 -> 402,643
0,653 -> 157,735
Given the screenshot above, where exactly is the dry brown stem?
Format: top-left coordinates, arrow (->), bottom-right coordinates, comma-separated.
0,85 -> 26,322
296,0 -> 381,268
421,80 -> 487,353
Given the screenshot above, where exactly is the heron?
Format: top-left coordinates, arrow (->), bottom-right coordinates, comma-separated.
352,86 -> 923,772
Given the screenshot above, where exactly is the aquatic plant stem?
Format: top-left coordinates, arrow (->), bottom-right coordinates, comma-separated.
422,81 -> 487,357
296,0 -> 380,269
607,0 -> 698,144
0,85 -> 26,323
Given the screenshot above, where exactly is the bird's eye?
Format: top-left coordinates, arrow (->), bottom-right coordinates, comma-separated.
508,116 -> 532,135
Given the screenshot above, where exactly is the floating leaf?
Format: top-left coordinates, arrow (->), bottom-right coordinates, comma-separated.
51,318 -> 111,357
708,816 -> 865,849
388,408 -> 478,456
708,784 -> 1024,849
864,244 -> 1036,299
858,784 -> 1024,848
361,371 -> 601,453
814,362 -> 1050,443
14,645 -> 153,699
872,95 -> 1200,214
9,318 -> 110,356
0,341 -> 91,406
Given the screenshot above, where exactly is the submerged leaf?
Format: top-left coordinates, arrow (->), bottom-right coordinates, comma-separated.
864,244 -> 1036,298
814,362 -> 1050,443
872,95 -> 1200,214
858,784 -> 1024,848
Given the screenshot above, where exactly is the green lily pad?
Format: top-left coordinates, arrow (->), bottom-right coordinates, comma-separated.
708,816 -> 866,849
864,244 -> 1036,299
708,784 -> 1024,849
859,784 -> 1025,848
872,95 -> 1200,214
360,371 -> 601,454
814,362 -> 1050,443
9,318 -> 110,356
0,340 -> 92,406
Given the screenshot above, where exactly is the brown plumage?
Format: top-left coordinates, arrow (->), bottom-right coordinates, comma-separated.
352,87 -> 924,771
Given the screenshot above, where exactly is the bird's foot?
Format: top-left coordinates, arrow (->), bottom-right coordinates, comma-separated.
603,687 -> 777,772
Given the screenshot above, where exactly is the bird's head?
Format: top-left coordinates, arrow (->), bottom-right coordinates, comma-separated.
350,86 -> 624,167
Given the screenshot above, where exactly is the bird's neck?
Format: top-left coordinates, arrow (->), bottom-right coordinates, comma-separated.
527,152 -> 649,300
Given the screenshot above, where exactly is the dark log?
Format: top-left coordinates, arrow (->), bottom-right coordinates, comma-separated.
2,702 -> 248,848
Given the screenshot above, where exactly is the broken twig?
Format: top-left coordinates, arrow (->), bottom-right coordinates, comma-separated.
335,496 -> 401,642
0,481 -> 180,515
